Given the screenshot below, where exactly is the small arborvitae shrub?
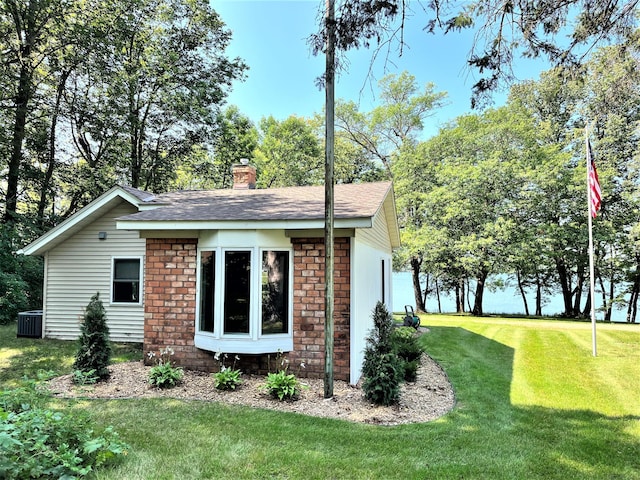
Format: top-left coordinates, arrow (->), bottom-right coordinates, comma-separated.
73,292 -> 112,381
362,353 -> 402,406
212,352 -> 242,391
391,326 -> 424,382
148,347 -> 184,389
362,301 -> 402,405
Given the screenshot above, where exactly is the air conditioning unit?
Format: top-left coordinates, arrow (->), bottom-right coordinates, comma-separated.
17,310 -> 43,338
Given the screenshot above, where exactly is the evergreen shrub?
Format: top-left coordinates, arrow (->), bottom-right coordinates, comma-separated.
73,293 -> 112,381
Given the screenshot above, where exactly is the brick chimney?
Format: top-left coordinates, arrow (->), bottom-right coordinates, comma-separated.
232,158 -> 256,189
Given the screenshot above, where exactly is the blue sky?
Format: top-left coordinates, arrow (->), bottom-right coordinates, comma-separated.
213,0 -> 552,139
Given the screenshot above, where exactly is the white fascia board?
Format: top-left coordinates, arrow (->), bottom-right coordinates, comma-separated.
19,187 -> 144,256
116,217 -> 373,232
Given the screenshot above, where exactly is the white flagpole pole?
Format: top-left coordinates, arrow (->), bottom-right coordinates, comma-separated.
586,127 -> 598,357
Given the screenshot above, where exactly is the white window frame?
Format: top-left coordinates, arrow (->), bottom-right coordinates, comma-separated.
110,256 -> 143,305
194,247 -> 294,354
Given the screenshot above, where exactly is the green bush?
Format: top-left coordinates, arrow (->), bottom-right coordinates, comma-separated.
73,293 -> 112,380
362,353 -> 402,406
0,379 -> 129,479
391,326 -> 424,382
261,371 -> 303,401
212,352 -> 243,391
362,302 -> 402,405
0,224 -> 43,325
148,347 -> 183,389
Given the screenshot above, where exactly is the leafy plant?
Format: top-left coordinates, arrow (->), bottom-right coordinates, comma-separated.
262,350 -> 306,401
212,352 -> 242,391
0,377 -> 129,479
73,292 -> 112,381
261,370 -> 303,401
148,347 -> 183,389
73,368 -> 99,386
362,302 -> 402,405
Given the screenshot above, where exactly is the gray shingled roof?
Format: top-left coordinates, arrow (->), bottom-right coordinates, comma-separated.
119,182 -> 393,222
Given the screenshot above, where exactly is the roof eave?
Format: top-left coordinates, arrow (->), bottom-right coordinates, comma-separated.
19,186 -> 146,256
116,217 -> 373,232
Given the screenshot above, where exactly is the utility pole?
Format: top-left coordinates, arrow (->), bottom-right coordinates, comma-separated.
324,0 -> 335,398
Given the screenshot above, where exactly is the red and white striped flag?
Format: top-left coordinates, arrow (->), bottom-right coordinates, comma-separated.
587,139 -> 602,218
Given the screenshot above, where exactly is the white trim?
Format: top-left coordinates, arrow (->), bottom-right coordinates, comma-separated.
117,217 -> 372,232
42,252 -> 49,338
110,256 -> 144,305
19,186 -> 145,256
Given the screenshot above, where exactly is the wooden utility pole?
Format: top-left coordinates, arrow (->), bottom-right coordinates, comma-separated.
324,0 -> 336,398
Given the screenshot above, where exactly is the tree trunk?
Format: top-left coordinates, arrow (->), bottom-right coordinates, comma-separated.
435,278 -> 442,313
516,269 -> 530,316
410,257 -> 426,312
626,268 -> 640,323
38,70 -> 71,227
455,278 -> 465,313
5,61 -> 33,223
573,261 -> 586,317
555,257 -> 574,317
472,269 -> 488,316
422,273 -> 429,311
535,272 -> 543,316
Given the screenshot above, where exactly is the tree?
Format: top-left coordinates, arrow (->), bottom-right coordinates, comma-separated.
254,115 -> 323,187
173,106 -> 258,190
0,0 -> 73,222
335,71 -> 446,177
311,1 -> 639,107
73,292 -> 112,380
61,0 -> 247,207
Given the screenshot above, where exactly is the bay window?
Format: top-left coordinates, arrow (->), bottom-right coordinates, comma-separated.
195,247 -> 293,353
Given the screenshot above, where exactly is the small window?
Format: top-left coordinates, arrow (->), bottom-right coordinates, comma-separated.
261,250 -> 289,335
112,258 -> 141,303
199,251 -> 215,332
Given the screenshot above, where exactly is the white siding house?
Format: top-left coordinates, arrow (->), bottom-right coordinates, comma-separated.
20,187 -> 150,342
22,177 -> 400,384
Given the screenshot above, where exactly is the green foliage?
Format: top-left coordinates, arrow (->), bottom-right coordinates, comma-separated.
72,369 -> 99,386
361,352 -> 401,406
73,293 -> 112,381
0,374 -> 51,414
147,347 -> 183,389
212,352 -> 242,391
255,115 -> 323,187
261,350 -> 305,401
261,371 -> 303,401
362,302 -> 402,405
0,378 -> 129,479
0,224 -> 43,325
391,327 -> 423,382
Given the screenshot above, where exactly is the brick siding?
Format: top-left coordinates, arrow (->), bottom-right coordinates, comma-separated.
289,237 -> 351,382
144,238 -> 212,368
143,236 -> 351,382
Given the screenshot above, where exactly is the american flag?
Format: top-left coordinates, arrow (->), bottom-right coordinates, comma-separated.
587,139 -> 602,218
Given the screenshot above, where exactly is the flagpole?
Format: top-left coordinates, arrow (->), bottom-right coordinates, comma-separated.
586,127 -> 598,357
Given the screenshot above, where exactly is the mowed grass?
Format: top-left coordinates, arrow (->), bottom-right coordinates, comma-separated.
1,317 -> 639,479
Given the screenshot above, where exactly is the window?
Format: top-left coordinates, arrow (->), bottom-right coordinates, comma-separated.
262,250 -> 289,335
196,248 -> 292,353
112,258 -> 141,303
223,251 -> 251,334
199,251 -> 215,332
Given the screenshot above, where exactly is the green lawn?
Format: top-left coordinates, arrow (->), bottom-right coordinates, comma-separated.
1,317 -> 639,479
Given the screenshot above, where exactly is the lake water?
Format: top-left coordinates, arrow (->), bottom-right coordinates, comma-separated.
392,271 -> 630,322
